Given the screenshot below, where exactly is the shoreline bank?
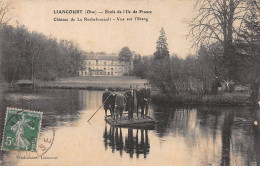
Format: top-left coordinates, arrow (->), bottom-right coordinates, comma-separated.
14,85 -> 257,107
151,91 -> 257,107
12,76 -> 258,106
36,85 -> 129,91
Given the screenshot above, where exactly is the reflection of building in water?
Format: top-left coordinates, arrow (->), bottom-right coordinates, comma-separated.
103,125 -> 150,158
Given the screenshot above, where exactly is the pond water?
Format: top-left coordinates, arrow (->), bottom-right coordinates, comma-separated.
0,88 -> 259,166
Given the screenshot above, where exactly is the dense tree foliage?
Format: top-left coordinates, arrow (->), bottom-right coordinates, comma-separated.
135,3 -> 259,103
119,46 -> 132,62
132,54 -> 147,78
186,0 -> 260,103
0,24 -> 85,85
128,1 -> 259,104
235,2 -> 260,102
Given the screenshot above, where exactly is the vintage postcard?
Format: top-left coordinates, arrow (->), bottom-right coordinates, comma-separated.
0,0 -> 260,166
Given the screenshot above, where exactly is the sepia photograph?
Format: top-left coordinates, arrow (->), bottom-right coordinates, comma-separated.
0,0 -> 260,166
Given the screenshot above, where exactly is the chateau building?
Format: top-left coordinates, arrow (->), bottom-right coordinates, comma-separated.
78,55 -> 133,76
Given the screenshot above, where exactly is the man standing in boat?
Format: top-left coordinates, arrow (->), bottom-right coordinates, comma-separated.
125,85 -> 137,121
109,93 -> 117,120
136,85 -> 144,118
142,83 -> 151,116
115,92 -> 126,121
102,88 -> 111,117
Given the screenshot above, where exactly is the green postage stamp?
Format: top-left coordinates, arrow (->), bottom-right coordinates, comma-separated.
1,108 -> 42,152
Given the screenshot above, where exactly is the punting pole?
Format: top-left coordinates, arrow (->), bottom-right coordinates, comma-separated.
87,94 -> 111,122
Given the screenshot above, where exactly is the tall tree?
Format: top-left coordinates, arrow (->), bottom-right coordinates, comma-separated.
194,45 -> 217,93
0,0 -> 12,83
119,46 -> 132,62
236,1 -> 260,103
189,0 -> 251,81
154,27 -> 169,60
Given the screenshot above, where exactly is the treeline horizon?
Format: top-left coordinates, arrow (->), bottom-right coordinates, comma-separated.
0,24 -> 86,85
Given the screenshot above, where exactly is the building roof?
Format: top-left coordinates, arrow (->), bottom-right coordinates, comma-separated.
86,55 -> 121,61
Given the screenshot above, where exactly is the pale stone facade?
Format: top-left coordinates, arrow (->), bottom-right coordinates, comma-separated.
78,55 -> 133,76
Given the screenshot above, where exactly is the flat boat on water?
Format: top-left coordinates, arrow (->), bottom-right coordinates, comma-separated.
105,113 -> 155,129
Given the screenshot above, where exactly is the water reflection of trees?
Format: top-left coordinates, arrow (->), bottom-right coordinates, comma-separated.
196,107 -> 222,144
228,107 -> 260,166
221,112 -> 234,166
153,106 -> 194,138
252,107 -> 260,165
103,125 -> 150,158
152,106 -> 178,137
37,89 -> 81,129
4,89 -> 81,129
152,105 -> 260,166
198,106 -> 260,166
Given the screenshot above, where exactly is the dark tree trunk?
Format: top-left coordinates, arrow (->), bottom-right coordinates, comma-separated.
222,0 -> 237,81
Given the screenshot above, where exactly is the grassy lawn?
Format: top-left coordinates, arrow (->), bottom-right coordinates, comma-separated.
38,76 -> 148,90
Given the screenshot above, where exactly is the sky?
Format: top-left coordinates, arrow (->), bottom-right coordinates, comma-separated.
9,0 -> 196,58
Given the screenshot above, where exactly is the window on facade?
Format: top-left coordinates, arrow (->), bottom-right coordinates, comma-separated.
111,68 -> 113,70
100,72 -> 103,75
111,72 -> 113,75
104,72 -> 106,75
96,72 -> 99,75
108,72 -> 110,75
96,60 -> 98,65
104,68 -> 106,70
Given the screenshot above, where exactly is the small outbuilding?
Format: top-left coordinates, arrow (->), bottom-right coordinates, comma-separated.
16,80 -> 33,88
